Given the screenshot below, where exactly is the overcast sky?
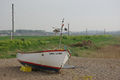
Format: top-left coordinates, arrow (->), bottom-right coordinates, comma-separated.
0,0 -> 120,32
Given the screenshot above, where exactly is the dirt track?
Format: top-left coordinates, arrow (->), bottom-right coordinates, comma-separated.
0,57 -> 120,80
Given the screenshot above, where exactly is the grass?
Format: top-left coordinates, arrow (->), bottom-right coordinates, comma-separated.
0,35 -> 120,58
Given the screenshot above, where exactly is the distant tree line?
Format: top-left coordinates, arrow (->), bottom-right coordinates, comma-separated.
0,29 -> 120,36
0,30 -> 53,36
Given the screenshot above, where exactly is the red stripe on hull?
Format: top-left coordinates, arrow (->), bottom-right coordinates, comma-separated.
67,50 -> 71,57
18,59 -> 61,69
21,50 -> 66,54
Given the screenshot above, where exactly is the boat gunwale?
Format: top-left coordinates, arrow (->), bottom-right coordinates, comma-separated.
17,49 -> 71,57
18,50 -> 66,54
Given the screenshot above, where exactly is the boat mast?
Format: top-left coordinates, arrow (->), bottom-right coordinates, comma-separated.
59,18 -> 64,49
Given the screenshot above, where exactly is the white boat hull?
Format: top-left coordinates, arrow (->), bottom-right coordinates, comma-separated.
17,50 -> 71,71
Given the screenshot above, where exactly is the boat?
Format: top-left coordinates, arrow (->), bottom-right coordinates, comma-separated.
17,18 -> 71,72
17,49 -> 71,72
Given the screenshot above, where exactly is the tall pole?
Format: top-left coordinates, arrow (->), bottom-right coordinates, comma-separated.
68,23 -> 69,36
96,30 -> 97,35
11,4 -> 14,40
86,28 -> 88,35
59,18 -> 64,49
104,28 -> 106,35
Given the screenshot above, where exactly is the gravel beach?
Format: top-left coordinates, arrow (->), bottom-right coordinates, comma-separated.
0,56 -> 120,80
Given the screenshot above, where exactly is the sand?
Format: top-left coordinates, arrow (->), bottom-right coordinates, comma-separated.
0,56 -> 120,80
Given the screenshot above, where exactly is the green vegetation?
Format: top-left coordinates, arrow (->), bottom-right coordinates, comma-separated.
0,35 -> 120,58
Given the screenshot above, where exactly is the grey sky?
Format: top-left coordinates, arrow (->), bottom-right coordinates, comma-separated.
0,0 -> 120,31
